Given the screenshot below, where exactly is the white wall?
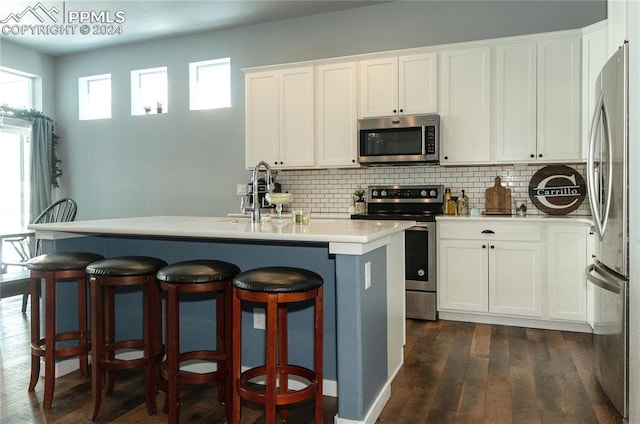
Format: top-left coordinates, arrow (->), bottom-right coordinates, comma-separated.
10,0 -> 606,219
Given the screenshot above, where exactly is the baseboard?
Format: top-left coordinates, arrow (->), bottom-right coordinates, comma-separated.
333,380 -> 391,424
438,311 -> 593,333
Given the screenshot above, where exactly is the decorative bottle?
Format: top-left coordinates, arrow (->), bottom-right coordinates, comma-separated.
457,189 -> 469,216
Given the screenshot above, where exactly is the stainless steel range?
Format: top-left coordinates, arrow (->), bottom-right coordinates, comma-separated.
351,185 -> 443,320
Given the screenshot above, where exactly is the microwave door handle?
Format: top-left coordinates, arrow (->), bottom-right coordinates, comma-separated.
421,126 -> 426,155
587,91 -> 606,239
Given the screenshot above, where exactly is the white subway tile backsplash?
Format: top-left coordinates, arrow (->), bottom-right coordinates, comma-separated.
275,163 -> 591,217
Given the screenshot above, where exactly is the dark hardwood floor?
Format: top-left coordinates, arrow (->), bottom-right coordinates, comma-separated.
0,295 -> 622,423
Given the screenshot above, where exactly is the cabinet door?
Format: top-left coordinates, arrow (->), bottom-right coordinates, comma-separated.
438,239 -> 488,312
358,58 -> 398,118
245,71 -> 280,168
440,47 -> 492,164
399,53 -> 437,115
315,62 -> 358,167
489,241 -> 542,317
546,225 -> 588,321
279,67 -> 315,168
495,42 -> 537,162
537,36 -> 581,162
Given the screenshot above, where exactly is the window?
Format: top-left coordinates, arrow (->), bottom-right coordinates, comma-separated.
0,69 -> 33,109
131,67 -> 168,115
0,67 -> 33,231
189,58 -> 231,110
78,74 -> 111,120
0,121 -> 31,229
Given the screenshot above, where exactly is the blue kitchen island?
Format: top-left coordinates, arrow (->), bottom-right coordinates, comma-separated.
30,215 -> 412,424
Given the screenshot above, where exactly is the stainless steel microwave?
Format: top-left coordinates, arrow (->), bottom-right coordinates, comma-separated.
358,114 -> 440,165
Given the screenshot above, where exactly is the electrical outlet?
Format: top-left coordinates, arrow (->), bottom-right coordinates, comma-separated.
364,261 -> 371,289
237,184 -> 248,196
253,307 -> 265,330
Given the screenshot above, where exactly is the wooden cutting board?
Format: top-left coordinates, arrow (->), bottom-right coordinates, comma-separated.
485,176 -> 512,215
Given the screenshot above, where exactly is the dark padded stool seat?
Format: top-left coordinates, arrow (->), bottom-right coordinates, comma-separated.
156,259 -> 240,424
86,256 -> 168,421
86,256 -> 168,277
232,266 -> 324,293
27,251 -> 105,272
231,266 -> 324,424
26,251 -> 104,409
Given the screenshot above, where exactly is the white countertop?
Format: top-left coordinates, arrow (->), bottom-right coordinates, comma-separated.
436,215 -> 593,225
29,215 -> 415,246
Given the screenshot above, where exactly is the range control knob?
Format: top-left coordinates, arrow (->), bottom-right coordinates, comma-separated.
417,269 -> 425,277
430,190 -> 437,197
420,190 -> 428,197
372,190 -> 379,197
380,190 -> 387,197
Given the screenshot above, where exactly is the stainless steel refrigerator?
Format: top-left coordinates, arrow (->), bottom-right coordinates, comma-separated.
586,41 -> 629,419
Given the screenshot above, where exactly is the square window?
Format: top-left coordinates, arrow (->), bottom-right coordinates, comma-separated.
79,74 -> 111,120
0,68 -> 33,109
189,58 -> 231,111
131,67 -> 168,116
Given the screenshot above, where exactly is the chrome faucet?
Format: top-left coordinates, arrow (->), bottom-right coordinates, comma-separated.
246,161 -> 274,222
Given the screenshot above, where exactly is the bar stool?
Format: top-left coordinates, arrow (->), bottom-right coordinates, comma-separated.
156,259 -> 240,424
86,256 -> 168,421
25,251 -> 105,409
231,266 -> 324,424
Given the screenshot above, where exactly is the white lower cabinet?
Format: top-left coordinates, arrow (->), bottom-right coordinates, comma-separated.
438,220 -> 589,327
546,224 -> 588,321
438,222 -> 541,317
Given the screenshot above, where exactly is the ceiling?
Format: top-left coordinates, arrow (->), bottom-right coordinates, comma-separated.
0,1 -> 388,56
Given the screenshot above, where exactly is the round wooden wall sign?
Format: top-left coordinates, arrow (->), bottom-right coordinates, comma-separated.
528,165 -> 586,215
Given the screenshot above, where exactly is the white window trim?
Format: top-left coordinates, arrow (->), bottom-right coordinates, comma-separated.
131,66 -> 168,116
189,57 -> 231,111
78,74 -> 111,120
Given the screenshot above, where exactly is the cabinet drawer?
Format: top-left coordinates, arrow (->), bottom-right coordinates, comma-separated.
438,221 -> 541,241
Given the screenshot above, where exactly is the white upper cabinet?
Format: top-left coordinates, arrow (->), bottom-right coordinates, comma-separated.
439,47 -> 492,164
536,35 -> 582,162
315,62 -> 359,167
494,42 -> 537,162
359,53 -> 437,118
495,35 -> 582,163
608,0 -> 627,55
245,67 -> 314,169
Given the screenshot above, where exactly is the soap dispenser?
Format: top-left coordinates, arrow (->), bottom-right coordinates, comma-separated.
457,189 -> 469,216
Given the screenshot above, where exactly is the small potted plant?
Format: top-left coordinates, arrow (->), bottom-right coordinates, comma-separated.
143,105 -> 151,114
156,101 -> 163,114
353,186 -> 366,214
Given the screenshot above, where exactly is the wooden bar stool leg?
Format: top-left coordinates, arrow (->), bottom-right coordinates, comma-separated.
265,295 -> 277,424
231,291 -> 242,424
143,276 -> 158,415
89,278 -> 103,421
105,285 -> 116,395
166,284 -> 179,423
278,302 -> 289,422
78,276 -> 89,377
43,273 -> 56,409
315,288 -> 324,424
223,287 -> 233,423
215,290 -> 225,404
28,277 -> 41,392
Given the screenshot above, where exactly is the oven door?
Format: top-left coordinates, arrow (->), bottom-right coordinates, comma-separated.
405,223 -> 437,320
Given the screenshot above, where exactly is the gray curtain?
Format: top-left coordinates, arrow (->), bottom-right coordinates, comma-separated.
30,117 -> 53,221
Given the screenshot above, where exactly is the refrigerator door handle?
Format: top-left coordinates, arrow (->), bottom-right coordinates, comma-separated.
586,264 -> 621,294
587,91 -> 613,239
